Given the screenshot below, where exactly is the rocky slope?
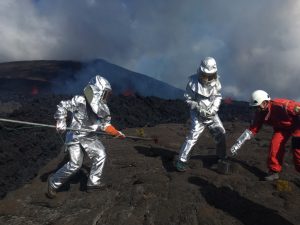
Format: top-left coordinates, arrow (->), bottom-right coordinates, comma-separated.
0,94 -> 299,225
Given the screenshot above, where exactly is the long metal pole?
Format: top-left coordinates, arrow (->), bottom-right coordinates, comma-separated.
0,118 -> 154,141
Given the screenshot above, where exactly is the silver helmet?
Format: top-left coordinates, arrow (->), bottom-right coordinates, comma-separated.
84,75 -> 112,117
198,57 -> 218,85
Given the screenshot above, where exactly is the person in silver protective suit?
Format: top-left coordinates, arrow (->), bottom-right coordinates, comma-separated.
176,57 -> 227,172
47,75 -> 125,198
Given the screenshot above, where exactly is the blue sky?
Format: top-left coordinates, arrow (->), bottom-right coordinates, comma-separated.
1,0 -> 300,101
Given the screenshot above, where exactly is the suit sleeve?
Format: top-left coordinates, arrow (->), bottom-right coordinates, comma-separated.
285,100 -> 300,116
184,80 -> 195,102
211,80 -> 222,112
249,111 -> 265,135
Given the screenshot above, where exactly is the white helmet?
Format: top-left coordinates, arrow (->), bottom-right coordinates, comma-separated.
249,90 -> 271,106
84,75 -> 112,117
199,57 -> 217,74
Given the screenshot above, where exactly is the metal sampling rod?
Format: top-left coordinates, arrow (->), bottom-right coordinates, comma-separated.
0,118 -> 154,141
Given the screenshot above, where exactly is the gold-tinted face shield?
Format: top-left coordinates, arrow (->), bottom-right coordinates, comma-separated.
84,85 -> 94,104
84,85 -> 112,104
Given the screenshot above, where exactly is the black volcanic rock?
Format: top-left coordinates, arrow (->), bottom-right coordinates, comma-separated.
0,60 -> 184,99
1,61 -> 299,225
0,94 -> 251,199
0,94 -> 299,225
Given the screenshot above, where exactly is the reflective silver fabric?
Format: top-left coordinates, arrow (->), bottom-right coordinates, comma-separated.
199,57 -> 217,74
179,74 -> 226,162
50,94 -> 111,189
84,75 -> 112,118
54,95 -> 111,142
50,140 -> 106,189
185,74 -> 222,111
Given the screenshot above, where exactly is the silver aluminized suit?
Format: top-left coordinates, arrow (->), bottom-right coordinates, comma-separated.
178,74 -> 226,162
49,76 -> 113,190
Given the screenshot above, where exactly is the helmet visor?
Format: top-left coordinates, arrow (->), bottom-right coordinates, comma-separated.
202,72 -> 217,80
102,89 -> 112,103
199,72 -> 217,83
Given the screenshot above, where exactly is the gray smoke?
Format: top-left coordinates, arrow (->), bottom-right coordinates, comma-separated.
51,59 -> 184,99
1,0 -> 300,101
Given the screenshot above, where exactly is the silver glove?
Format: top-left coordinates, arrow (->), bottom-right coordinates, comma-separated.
198,108 -> 210,117
56,119 -> 67,133
206,106 -> 218,117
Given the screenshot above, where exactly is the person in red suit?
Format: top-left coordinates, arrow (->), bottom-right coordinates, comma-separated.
230,90 -> 300,181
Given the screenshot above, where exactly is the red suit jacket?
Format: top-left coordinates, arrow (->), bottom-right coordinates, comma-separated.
249,98 -> 300,136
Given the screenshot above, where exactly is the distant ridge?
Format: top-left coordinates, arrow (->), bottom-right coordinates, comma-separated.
0,59 -> 184,99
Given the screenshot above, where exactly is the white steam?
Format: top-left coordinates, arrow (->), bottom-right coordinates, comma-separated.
1,0 -> 300,101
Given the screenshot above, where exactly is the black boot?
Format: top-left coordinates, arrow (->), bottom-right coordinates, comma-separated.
86,183 -> 107,193
46,176 -> 57,199
175,160 -> 188,172
264,171 -> 280,181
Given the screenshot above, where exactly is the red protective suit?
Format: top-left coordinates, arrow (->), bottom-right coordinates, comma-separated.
249,98 -> 300,172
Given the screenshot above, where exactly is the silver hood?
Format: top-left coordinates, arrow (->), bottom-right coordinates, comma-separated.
84,75 -> 112,118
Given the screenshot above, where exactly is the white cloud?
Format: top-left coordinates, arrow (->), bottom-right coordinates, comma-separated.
1,0 -> 300,101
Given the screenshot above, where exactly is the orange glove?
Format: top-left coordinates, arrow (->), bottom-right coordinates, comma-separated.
105,125 -> 126,139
